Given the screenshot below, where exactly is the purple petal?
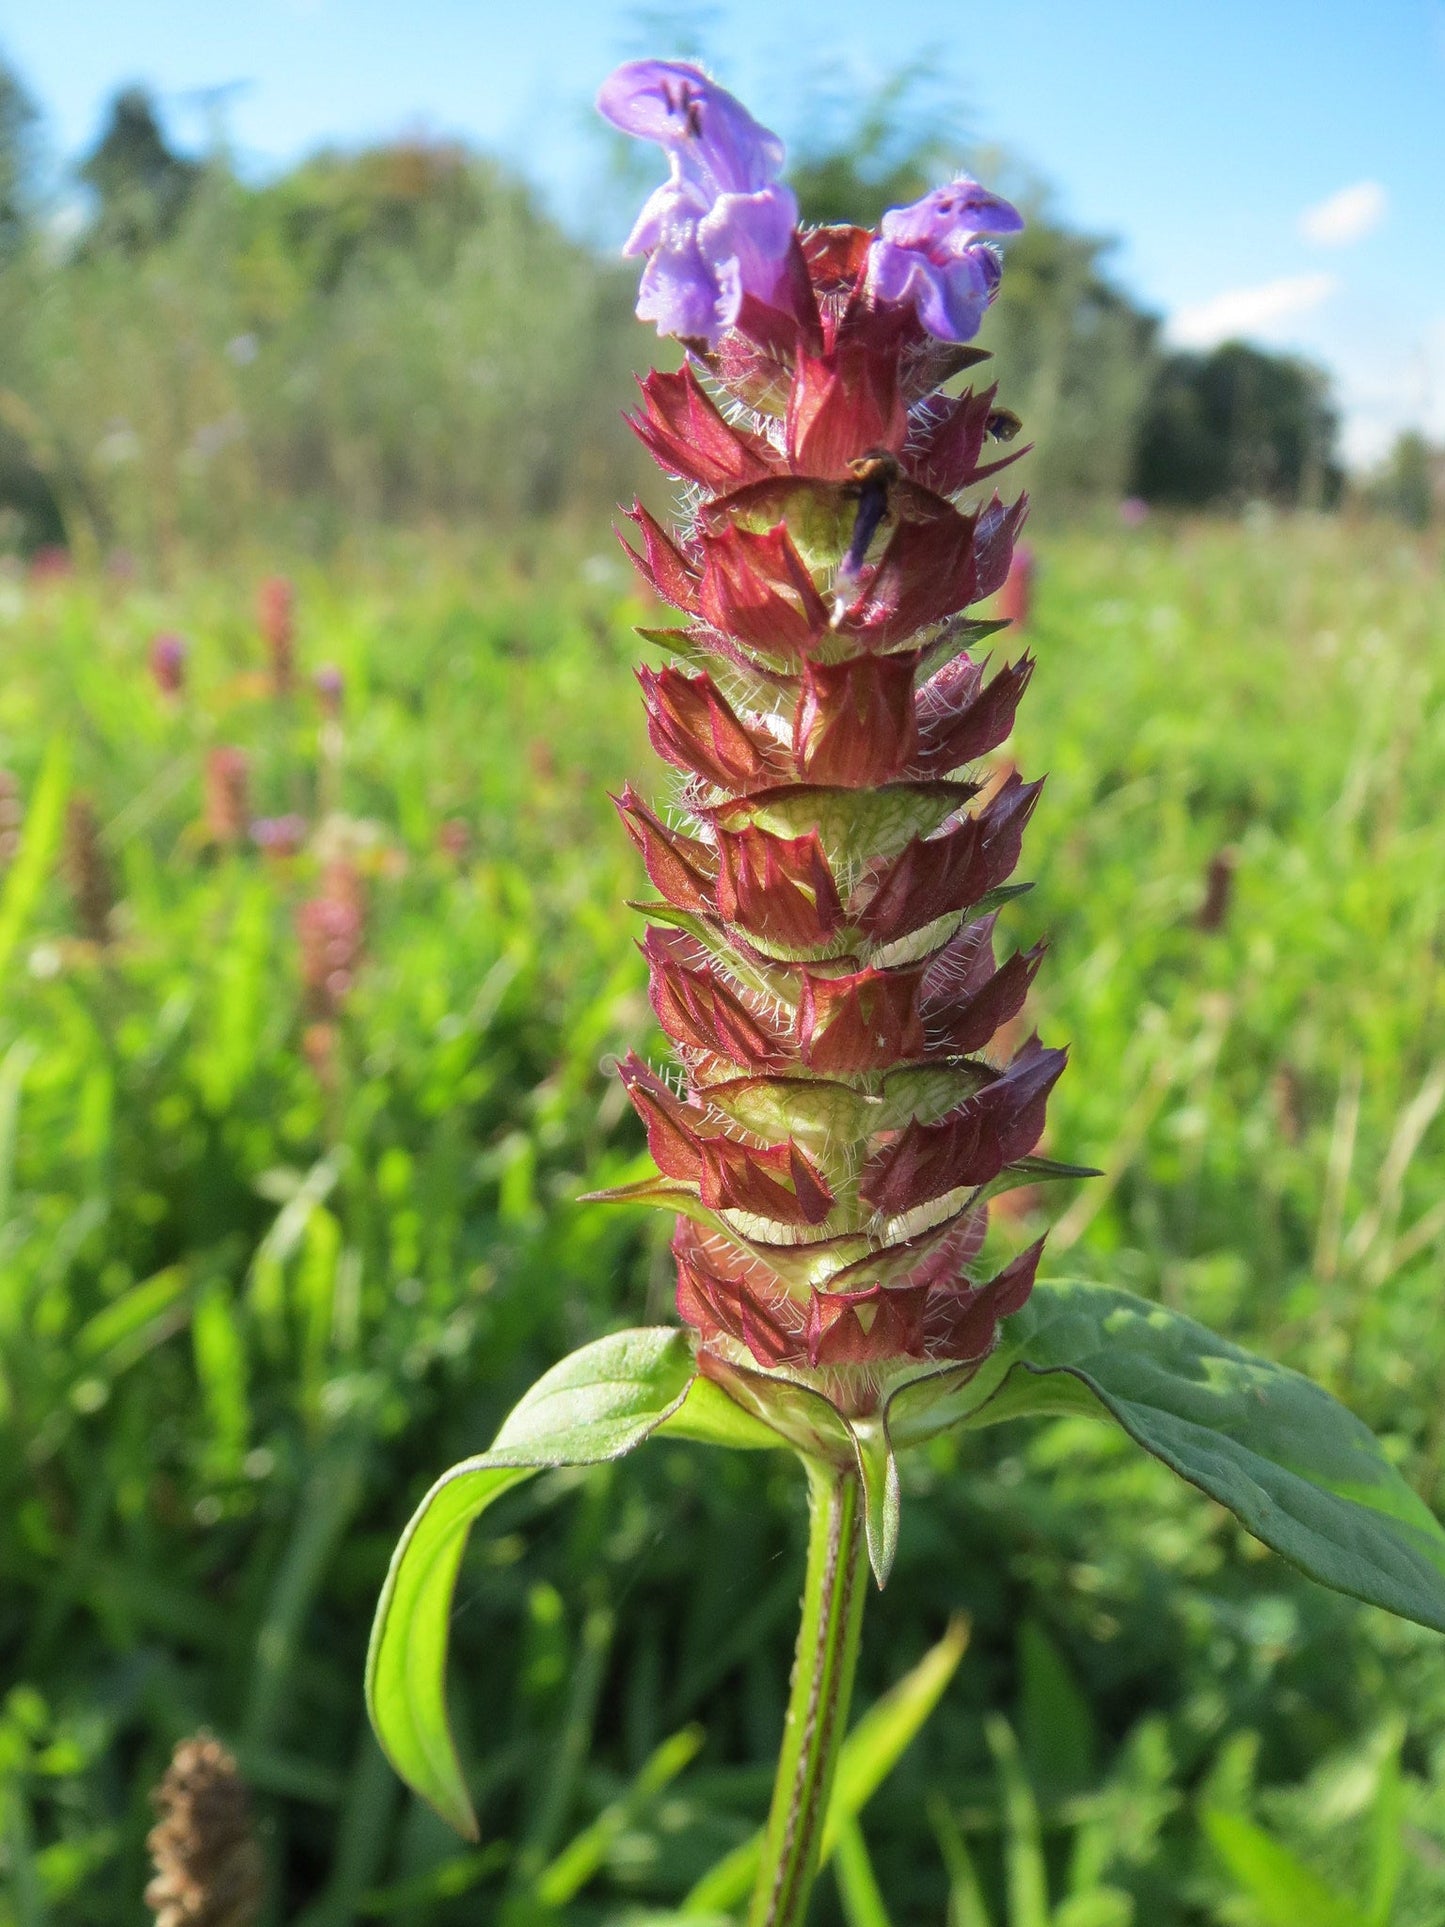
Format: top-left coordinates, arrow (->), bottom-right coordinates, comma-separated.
697,183 -> 799,307
880,178 -> 1024,253
623,176 -> 708,258
866,238 -> 919,307
597,60 -> 785,196
636,230 -> 732,341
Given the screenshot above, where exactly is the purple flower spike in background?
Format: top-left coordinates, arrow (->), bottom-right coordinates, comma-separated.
597,59 -> 798,345
868,176 -> 1024,342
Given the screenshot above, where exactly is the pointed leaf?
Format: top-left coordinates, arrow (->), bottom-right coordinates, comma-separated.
365,1329 -> 698,1836
1203,1810 -> 1365,1927
849,1415 -> 901,1587
960,1280 -> 1445,1635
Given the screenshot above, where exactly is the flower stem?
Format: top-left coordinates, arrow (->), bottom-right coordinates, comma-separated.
748,1460 -> 869,1927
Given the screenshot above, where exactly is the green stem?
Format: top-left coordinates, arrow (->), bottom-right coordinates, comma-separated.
748,1460 -> 869,1927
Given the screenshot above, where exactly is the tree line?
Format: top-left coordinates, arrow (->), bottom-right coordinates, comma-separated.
0,58 -> 1431,562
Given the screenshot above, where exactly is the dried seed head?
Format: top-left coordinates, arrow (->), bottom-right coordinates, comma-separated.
64,793 -> 116,945
145,1734 -> 263,1927
1196,847 -> 1238,933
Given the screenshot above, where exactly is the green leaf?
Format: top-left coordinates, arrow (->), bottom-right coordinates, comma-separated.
926,1794 -> 993,1927
0,734 -> 69,983
1203,1809 -> 1365,1927
365,1328 -> 698,1837
985,1718 -> 1050,1927
848,1415 -> 901,1588
833,1815 -> 895,1927
819,1615 -> 970,1862
959,1280 -> 1445,1635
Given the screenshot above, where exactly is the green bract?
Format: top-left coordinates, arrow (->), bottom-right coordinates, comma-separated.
366,1280 -> 1445,1836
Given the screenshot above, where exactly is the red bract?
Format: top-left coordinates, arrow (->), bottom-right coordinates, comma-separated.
699,521 -> 828,655
599,192 -> 1070,1405
618,1055 -> 833,1225
620,504 -> 701,611
786,343 -> 906,477
857,773 -> 1043,944
639,666 -> 782,790
716,826 -> 844,949
798,965 -> 927,1074
615,787 -> 717,913
643,927 -> 790,1070
838,505 -> 981,645
860,1040 -> 1066,1216
794,654 -> 919,787
628,366 -> 780,491
911,653 -> 1034,775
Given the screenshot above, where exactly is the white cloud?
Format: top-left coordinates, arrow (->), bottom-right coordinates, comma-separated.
1166,274 -> 1339,350
1298,181 -> 1388,247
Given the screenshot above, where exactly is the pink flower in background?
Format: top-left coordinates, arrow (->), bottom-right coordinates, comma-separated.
251,814 -> 308,858
998,541 -> 1035,632
258,576 -> 296,694
597,60 -> 798,344
204,747 -> 251,847
314,664 -> 345,717
149,632 -> 188,698
867,178 -> 1022,342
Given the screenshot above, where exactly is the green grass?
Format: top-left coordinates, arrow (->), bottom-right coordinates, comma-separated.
1,516 -> 1443,1924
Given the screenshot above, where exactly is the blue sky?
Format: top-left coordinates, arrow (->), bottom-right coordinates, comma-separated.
4,0 -> 1442,465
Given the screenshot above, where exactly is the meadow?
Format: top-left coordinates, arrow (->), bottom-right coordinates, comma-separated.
1,514 -> 1444,1925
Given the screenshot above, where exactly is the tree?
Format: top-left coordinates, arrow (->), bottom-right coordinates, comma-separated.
1368,430 -> 1437,529
0,53 -> 39,257
1133,342 -> 1341,509
79,85 -> 200,249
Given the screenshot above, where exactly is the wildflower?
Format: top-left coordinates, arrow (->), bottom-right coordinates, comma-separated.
866,177 -> 1023,343
257,576 -> 295,694
204,748 -> 251,847
250,814 -> 308,858
594,76 -> 1055,1405
597,60 -> 799,344
297,862 -> 366,1020
313,664 -> 344,717
150,631 -> 188,698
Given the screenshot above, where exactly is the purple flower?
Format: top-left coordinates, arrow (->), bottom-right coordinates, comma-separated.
149,631 -> 188,697
867,178 -> 1023,343
251,814 -> 308,857
597,60 -> 798,345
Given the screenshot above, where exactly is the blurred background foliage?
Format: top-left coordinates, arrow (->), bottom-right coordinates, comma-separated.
0,39 -> 1443,1927
0,58 -> 1432,569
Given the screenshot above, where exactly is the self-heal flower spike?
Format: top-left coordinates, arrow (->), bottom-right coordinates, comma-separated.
598,60 -> 799,345
867,176 -> 1024,343
592,69 -> 1064,1421
363,59 -> 1445,1871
